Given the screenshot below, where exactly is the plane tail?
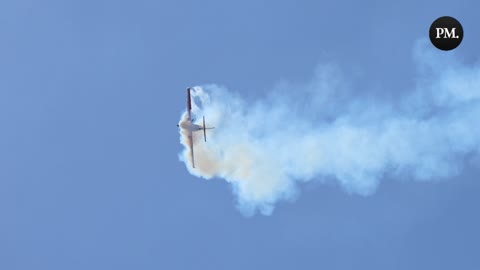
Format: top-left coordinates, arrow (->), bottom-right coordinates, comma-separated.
202,116 -> 215,142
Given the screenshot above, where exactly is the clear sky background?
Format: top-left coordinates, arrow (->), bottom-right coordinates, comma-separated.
1,0 -> 479,269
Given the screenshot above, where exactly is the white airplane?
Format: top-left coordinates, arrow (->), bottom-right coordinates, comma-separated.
177,87 -> 215,168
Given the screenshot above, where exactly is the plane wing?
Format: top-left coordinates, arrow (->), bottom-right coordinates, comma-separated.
187,87 -> 192,121
188,131 -> 195,168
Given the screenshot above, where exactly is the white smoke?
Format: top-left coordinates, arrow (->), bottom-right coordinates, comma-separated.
178,40 -> 480,215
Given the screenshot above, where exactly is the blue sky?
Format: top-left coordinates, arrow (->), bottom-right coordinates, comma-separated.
1,0 -> 479,269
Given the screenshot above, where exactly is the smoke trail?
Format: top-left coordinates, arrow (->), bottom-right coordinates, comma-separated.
178,40 -> 480,215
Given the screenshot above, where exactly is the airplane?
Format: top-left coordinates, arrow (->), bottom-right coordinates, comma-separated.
177,87 -> 215,168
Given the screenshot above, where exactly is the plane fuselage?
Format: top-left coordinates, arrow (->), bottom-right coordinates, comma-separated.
179,120 -> 202,132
